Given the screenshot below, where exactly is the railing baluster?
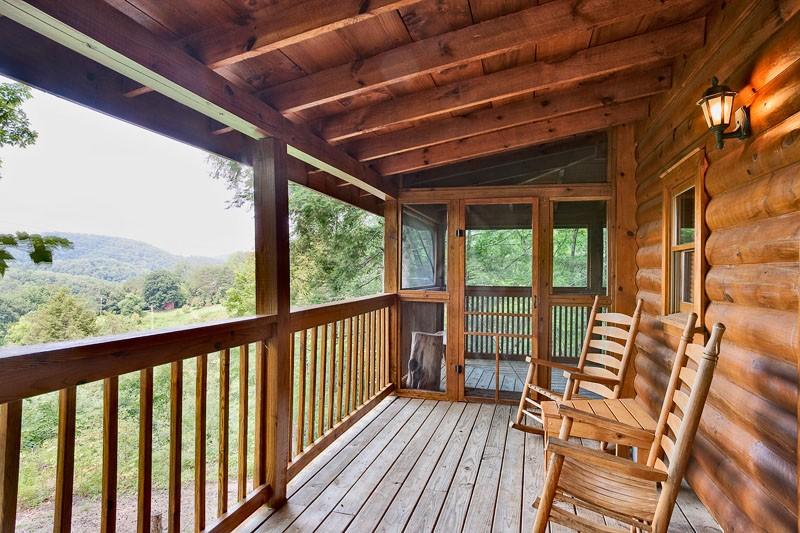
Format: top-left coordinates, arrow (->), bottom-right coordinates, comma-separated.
336,320 -> 345,423
168,361 -> 182,532
296,330 -> 306,455
288,333 -> 294,456
138,368 -> 153,533
101,378 -> 118,533
195,355 -> 207,530
345,317 -> 354,417
218,349 -> 230,516
254,340 -> 267,488
318,323 -> 328,438
237,345 -> 248,502
359,313 -> 366,405
0,400 -> 22,533
327,322 -> 336,431
308,326 -> 318,444
54,386 -> 77,533
365,311 -> 373,399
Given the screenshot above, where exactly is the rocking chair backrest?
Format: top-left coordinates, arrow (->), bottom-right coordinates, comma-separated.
565,297 -> 644,401
646,313 -> 725,532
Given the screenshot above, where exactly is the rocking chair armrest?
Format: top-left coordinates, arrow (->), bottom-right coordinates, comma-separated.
525,358 -> 582,373
559,370 -> 619,386
557,405 -> 654,444
546,438 -> 667,482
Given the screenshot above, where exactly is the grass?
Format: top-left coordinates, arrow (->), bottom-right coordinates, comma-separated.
17,305 -> 255,509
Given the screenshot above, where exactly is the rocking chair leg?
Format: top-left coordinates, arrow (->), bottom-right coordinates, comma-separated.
533,451 -> 565,533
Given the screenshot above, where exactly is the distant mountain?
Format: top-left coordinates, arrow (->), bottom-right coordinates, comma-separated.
10,232 -> 220,282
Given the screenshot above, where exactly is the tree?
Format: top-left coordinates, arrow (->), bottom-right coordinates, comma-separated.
224,254 -> 255,317
1,84 -> 72,276
208,155 -> 384,307
117,291 -> 145,316
5,288 -> 97,345
0,82 -> 37,173
142,270 -> 186,310
186,263 -> 234,306
0,232 -> 72,277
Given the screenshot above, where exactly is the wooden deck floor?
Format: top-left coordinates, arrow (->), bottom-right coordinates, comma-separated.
239,396 -> 720,533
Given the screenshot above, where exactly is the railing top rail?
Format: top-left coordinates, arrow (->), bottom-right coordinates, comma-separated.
290,293 -> 395,332
464,285 -> 532,297
0,314 -> 277,404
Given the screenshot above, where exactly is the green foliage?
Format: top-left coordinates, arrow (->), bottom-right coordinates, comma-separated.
0,232 -> 72,277
224,253 -> 255,317
142,270 -> 186,310
186,263 -> 234,306
0,82 -> 37,174
117,291 -> 145,315
5,289 -> 97,345
552,227 -> 589,287
95,312 -> 142,336
208,155 -> 384,307
466,229 -> 532,286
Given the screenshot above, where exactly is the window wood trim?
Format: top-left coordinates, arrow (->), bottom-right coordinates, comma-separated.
659,149 -> 709,335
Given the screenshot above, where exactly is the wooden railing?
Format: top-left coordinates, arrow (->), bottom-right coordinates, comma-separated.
464,286 -> 532,358
550,303 -> 596,362
287,294 -> 395,479
0,316 -> 277,533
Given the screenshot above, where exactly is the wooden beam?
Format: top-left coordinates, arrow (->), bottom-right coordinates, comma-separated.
374,99 -> 649,175
181,0 -> 420,70
348,67 -> 671,162
289,159 -> 384,216
0,0 -> 395,198
253,137 -> 291,506
263,0 -> 699,113
322,18 -> 705,143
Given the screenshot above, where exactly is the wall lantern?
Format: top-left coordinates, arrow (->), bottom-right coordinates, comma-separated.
697,76 -> 750,149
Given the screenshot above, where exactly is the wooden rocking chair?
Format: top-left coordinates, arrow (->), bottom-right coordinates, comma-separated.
532,313 -> 725,533
511,296 -> 643,435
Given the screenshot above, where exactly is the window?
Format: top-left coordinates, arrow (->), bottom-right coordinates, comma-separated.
661,151 -> 706,323
551,201 -> 608,294
670,187 -> 695,314
401,204 -> 447,290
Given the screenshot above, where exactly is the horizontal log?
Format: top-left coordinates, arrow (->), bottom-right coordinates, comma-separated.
321,19 -> 705,142
635,194 -> 662,226
705,303 -> 796,363
706,111 -> 800,196
0,316 -> 276,404
636,1 -> 797,178
636,323 -> 796,412
705,211 -> 800,265
347,67 -> 671,161
636,243 -> 662,269
706,162 -> 800,230
372,100 -> 649,175
290,294 -> 395,332
683,454 -> 762,533
636,356 -> 797,526
635,173 -> 662,205
635,220 -> 661,247
264,0 -> 695,114
705,263 -> 799,310
637,290 -> 661,317
635,269 -> 662,294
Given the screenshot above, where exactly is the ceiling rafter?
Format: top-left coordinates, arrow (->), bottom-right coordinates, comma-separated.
320,17 -> 706,144
347,66 -> 672,162
373,99 -> 650,175
261,0 -> 701,114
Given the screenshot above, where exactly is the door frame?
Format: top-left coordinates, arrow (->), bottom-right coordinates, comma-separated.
394,183 -> 614,403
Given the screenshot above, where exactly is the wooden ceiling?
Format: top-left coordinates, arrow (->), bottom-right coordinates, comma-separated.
1,0 -> 712,204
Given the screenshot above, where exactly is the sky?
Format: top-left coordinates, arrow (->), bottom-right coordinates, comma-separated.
0,75 -> 254,257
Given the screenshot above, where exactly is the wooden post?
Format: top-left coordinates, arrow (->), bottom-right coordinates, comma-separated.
254,137 -> 291,507
610,124 -> 638,397
383,198 -> 399,387
0,400 -> 21,533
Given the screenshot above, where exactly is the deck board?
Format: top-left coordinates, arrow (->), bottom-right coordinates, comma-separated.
242,396 -> 721,533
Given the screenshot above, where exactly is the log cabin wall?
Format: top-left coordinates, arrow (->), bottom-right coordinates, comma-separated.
632,0 -> 799,531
